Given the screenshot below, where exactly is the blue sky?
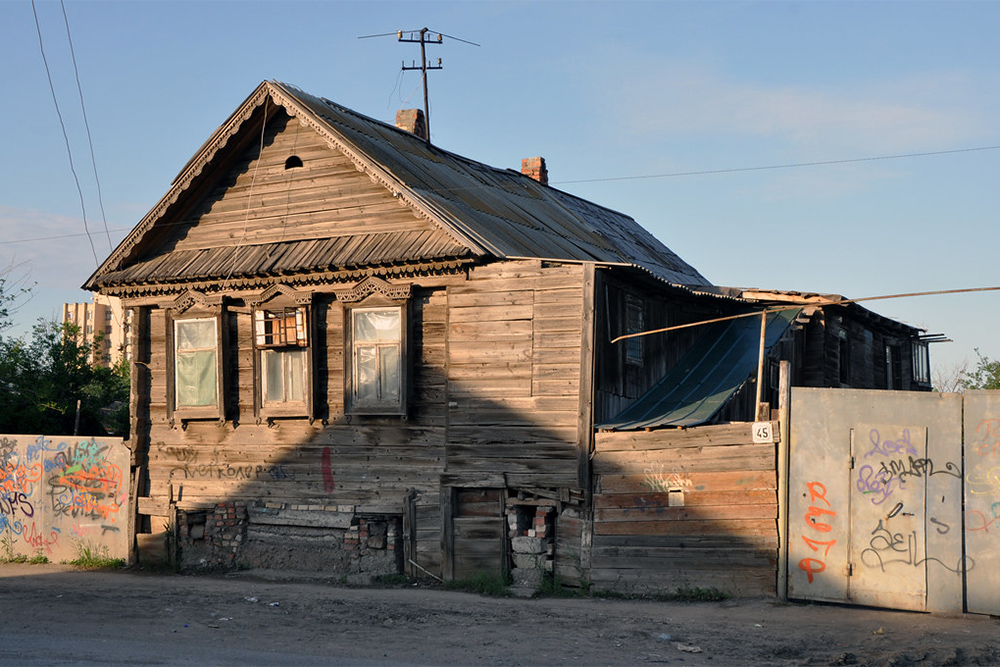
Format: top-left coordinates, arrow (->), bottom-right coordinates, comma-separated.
2,0 -> 998,377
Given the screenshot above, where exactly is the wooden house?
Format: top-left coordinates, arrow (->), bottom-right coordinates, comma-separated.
87,81 -> 931,589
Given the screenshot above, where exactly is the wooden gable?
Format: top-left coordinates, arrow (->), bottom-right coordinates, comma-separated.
92,102 -> 473,292
165,109 -> 446,252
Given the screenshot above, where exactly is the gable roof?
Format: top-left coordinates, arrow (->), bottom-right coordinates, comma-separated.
86,80 -> 709,291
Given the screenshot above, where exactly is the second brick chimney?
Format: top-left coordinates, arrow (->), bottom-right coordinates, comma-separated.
521,157 -> 548,186
395,109 -> 427,140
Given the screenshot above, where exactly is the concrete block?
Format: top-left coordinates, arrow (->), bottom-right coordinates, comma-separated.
512,552 -> 543,570
511,536 -> 545,553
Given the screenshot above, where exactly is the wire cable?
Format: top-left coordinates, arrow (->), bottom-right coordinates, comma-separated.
610,286 -> 1000,344
31,0 -> 99,267
60,0 -> 112,253
557,145 -> 1000,186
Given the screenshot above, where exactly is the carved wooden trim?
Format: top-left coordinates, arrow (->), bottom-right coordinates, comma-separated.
246,283 -> 312,306
169,290 -> 223,314
333,276 -> 412,303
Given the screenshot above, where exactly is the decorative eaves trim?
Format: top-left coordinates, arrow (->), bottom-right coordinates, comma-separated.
170,290 -> 224,314
246,283 -> 312,306
332,276 -> 412,303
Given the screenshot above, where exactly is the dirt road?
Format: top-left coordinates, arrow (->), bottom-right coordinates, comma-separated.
0,563 -> 997,666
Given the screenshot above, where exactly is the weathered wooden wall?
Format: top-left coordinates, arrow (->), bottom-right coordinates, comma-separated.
445,261 -> 586,491
796,311 -> 925,392
165,111 -> 441,252
132,259 -> 590,578
590,423 -> 778,596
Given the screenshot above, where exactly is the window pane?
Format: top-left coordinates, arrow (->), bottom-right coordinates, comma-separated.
263,349 -> 284,402
285,349 -> 305,402
177,319 -> 216,350
355,345 -> 378,402
354,309 -> 400,342
380,345 -> 400,402
176,349 -> 217,406
263,348 -> 306,403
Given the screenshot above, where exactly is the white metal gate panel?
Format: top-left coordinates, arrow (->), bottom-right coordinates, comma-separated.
788,388 -> 964,614
848,424 -> 927,611
964,391 -> 1000,615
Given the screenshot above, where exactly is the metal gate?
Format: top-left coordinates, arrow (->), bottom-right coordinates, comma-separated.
787,388 -> 965,613
963,391 -> 1000,615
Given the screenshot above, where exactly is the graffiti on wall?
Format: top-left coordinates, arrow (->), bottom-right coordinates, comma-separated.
966,419 -> 1000,534
798,481 -> 838,583
161,443 -> 295,484
856,428 -> 961,507
0,435 -> 127,559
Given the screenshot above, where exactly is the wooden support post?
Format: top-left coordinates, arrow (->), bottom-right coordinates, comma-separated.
755,311 -> 767,414
776,360 -> 791,601
127,466 -> 142,567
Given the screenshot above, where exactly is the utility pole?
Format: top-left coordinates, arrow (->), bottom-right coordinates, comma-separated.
359,27 -> 479,143
398,28 -> 443,141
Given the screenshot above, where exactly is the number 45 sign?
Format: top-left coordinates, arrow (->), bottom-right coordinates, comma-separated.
753,421 -> 776,444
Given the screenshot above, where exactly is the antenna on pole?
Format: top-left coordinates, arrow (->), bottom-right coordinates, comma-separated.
359,27 -> 479,143
399,28 -> 441,141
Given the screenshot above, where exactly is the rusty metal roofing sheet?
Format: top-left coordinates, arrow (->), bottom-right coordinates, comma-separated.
279,83 -> 710,287
596,308 -> 801,430
91,81 -> 710,289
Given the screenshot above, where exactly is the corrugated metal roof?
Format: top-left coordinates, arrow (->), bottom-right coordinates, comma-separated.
99,232 -> 471,285
87,81 -> 710,289
597,308 -> 802,430
286,84 -> 710,286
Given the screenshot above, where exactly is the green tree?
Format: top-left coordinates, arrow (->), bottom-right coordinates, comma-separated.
0,319 -> 129,437
961,349 -> 1000,391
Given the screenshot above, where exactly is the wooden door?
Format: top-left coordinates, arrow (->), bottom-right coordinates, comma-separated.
447,488 -> 505,581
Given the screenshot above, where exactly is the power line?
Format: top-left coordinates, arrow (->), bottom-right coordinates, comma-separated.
610,286 -> 1000,344
30,0 -> 99,267
60,0 -> 112,252
9,139 -> 1000,249
557,145 -> 1000,185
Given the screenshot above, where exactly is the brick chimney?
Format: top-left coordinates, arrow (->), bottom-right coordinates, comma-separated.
395,109 -> 427,140
521,157 -> 548,185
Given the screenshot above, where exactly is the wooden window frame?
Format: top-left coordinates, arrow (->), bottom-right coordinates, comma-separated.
912,341 -> 930,386
167,311 -> 226,423
625,294 -> 644,366
345,299 -> 408,417
252,301 -> 314,421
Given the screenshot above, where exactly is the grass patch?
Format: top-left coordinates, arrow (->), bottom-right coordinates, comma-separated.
667,586 -> 731,602
444,572 -> 510,596
536,572 -> 590,597
372,573 -> 411,587
587,585 -> 730,602
0,553 -> 50,564
68,543 -> 125,570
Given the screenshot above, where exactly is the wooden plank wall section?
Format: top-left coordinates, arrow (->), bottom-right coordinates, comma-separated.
591,423 -> 778,597
167,111 -> 443,252
445,261 -> 585,491
139,289 -> 447,543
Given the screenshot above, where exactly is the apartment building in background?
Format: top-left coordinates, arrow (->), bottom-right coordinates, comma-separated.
62,293 -> 130,367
